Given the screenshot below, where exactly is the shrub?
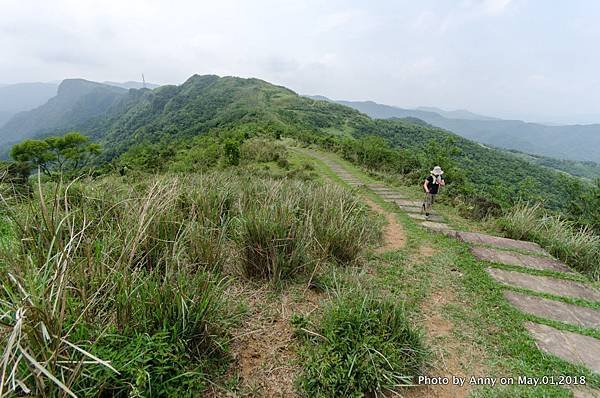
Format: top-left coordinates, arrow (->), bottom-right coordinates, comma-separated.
240,136 -> 286,163
296,293 -> 426,397
500,203 -> 600,280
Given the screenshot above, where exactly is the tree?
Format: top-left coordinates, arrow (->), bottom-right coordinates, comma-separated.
10,132 -> 101,177
223,139 -> 240,166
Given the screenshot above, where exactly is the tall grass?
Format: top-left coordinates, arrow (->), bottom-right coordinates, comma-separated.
294,292 -> 426,397
499,203 -> 600,280
0,171 -> 380,396
0,176 -> 231,396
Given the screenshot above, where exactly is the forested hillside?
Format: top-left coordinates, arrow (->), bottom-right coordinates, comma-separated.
0,79 -> 127,145
329,98 -> 600,163
2,74 -> 596,216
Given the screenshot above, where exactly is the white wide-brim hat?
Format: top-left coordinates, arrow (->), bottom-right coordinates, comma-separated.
431,166 -> 444,175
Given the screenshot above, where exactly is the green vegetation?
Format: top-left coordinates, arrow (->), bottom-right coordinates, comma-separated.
0,161 -> 382,395
10,131 -> 100,177
499,203 -> 600,280
1,74 -> 599,397
294,292 -> 426,397
504,149 -> 600,180
3,75 -> 597,230
303,152 -> 600,396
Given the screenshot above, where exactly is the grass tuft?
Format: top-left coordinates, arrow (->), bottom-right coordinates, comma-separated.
295,292 -> 426,397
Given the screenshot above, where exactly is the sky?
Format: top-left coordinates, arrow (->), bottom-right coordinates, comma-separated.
1,0 -> 600,124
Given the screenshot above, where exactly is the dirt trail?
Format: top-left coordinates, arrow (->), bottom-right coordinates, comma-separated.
219,286 -> 322,397
364,197 -> 406,252
405,246 -> 486,398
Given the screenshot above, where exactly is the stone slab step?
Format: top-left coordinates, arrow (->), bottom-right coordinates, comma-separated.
525,322 -> 600,374
373,188 -> 402,192
471,247 -> 571,273
399,205 -> 426,213
487,268 -> 600,302
504,291 -> 600,329
376,194 -> 406,199
454,231 -> 548,255
570,386 -> 600,398
379,195 -> 407,201
367,185 -> 388,190
408,213 -> 445,222
395,199 -> 423,207
420,221 -> 452,232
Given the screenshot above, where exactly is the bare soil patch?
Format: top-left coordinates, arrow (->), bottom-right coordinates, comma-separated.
220,284 -> 323,397
364,197 -> 406,252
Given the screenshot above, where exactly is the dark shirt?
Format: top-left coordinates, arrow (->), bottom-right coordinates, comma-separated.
426,175 -> 443,194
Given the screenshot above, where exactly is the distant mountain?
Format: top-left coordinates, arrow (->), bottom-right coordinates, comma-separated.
0,82 -> 58,113
415,106 -> 499,121
320,97 -> 600,163
103,81 -> 160,90
0,82 -> 59,128
0,111 -> 13,128
0,79 -> 127,145
0,74 -> 588,210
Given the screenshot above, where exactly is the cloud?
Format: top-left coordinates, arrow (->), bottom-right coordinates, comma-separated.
0,0 -> 598,121
482,0 -> 513,15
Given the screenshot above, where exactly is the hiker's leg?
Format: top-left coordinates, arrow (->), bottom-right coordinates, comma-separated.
424,193 -> 433,214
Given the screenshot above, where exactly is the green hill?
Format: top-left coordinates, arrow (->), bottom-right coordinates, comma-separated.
2,74 -> 591,212
329,98 -> 600,163
0,79 -> 127,146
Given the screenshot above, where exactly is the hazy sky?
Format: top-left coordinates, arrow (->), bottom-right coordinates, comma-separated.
1,0 -> 599,123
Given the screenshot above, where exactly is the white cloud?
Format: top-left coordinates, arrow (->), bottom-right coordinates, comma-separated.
0,0 -> 598,121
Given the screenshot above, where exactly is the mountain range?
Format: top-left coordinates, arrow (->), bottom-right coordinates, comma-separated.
0,80 -> 158,130
311,97 -> 600,163
0,74 -> 592,211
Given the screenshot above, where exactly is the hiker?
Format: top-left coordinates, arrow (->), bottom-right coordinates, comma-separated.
422,166 -> 445,218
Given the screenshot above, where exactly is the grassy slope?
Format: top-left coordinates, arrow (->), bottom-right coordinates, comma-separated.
298,147 -> 600,397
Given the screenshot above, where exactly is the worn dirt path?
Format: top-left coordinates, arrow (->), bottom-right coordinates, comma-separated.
364,197 -> 406,252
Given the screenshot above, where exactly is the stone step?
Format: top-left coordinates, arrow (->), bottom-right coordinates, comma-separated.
525,322 -> 600,374
395,199 -> 423,207
373,192 -> 404,196
471,247 -> 571,273
367,184 -> 387,189
408,213 -> 445,222
379,195 -> 407,201
370,188 -> 401,193
420,221 -> 452,232
454,231 -> 548,255
570,386 -> 600,398
504,291 -> 600,329
399,205 -> 426,213
487,268 -> 600,302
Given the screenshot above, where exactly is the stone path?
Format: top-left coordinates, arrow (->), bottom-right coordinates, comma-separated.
421,221 -> 451,232
504,291 -> 600,329
302,148 -> 600,378
487,268 -> 600,302
525,322 -> 600,374
471,247 -> 572,273
395,199 -> 424,207
408,213 -> 445,222
454,231 -> 547,255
